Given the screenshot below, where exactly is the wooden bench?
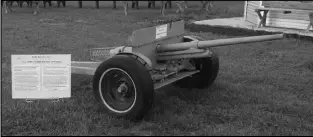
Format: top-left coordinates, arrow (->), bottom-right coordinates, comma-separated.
255,7 -> 313,32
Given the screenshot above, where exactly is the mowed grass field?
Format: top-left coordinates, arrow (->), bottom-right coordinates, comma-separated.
2,1 -> 313,136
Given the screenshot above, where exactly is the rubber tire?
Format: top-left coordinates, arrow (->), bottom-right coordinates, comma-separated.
173,51 -> 220,89
93,55 -> 154,121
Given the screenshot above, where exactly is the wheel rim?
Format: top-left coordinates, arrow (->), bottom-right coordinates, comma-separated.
99,68 -> 137,113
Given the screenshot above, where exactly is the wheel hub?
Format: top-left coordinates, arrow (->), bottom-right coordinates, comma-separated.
100,68 -> 136,111
117,83 -> 128,96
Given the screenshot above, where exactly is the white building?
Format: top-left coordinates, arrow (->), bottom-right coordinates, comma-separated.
244,1 -> 313,30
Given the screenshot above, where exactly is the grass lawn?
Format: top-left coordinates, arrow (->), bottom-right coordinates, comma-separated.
2,1 -> 313,136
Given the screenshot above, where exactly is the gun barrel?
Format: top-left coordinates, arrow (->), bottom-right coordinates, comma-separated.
157,33 -> 284,53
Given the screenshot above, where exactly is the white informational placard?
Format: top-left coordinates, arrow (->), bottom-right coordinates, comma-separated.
156,24 -> 168,39
11,54 -> 71,99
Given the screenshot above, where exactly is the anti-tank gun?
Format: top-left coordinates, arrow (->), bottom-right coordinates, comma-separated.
71,21 -> 284,120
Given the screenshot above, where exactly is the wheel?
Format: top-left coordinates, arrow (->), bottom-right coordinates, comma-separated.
172,36 -> 220,89
93,55 -> 154,120
173,52 -> 219,89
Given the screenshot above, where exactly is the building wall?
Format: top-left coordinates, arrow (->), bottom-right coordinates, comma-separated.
245,1 -> 262,25
244,1 -> 313,30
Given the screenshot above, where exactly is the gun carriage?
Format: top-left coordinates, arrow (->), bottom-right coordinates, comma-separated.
71,21 -> 284,120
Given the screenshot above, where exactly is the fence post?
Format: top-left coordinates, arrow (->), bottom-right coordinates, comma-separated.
78,0 -> 82,8
59,1 -> 66,7
167,1 -> 172,9
132,1 -> 139,9
63,1 -> 66,7
148,1 -> 151,8
95,1 -> 99,9
113,1 -> 117,9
